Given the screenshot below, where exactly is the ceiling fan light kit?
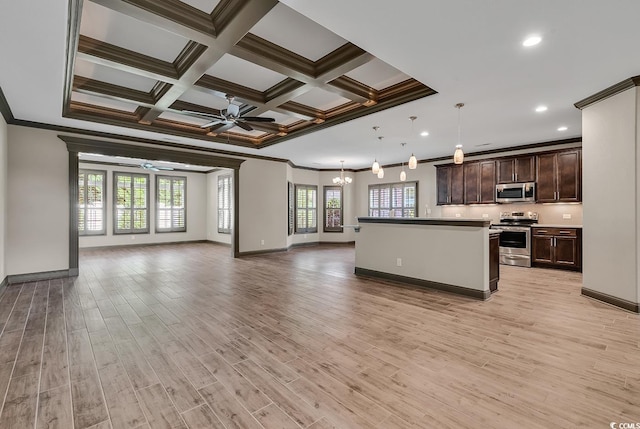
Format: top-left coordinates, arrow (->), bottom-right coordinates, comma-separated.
140,162 -> 174,172
182,94 -> 275,133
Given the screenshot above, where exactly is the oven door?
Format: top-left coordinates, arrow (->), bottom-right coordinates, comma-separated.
495,226 -> 530,256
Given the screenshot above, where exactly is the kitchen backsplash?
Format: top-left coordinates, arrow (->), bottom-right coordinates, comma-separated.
439,203 -> 583,225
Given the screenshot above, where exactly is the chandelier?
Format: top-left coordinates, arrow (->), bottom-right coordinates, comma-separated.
333,161 -> 352,186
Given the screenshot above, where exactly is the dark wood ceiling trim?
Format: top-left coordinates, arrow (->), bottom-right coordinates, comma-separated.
151,81 -> 172,102
195,75 -> 265,105
78,159 -> 212,174
329,76 -> 378,105
574,75 -> 640,109
60,135 -> 245,169
278,102 -> 324,122
324,101 -> 361,117
129,0 -> 216,36
78,35 -> 178,80
211,0 -> 247,35
173,41 -> 209,76
264,78 -> 306,103
70,101 -> 142,122
234,33 -> 316,77
314,43 -> 373,80
63,0 -> 83,117
0,86 -> 14,122
73,77 -> 156,106
169,100 -> 223,117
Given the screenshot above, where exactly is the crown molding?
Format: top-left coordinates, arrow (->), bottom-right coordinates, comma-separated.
574,75 -> 640,110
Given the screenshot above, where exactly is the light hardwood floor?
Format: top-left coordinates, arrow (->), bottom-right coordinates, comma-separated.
0,242 -> 638,429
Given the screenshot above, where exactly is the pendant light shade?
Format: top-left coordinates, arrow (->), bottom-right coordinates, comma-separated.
453,103 -> 465,164
454,145 -> 464,164
400,169 -> 407,182
377,167 -> 384,179
372,160 -> 380,174
408,154 -> 417,169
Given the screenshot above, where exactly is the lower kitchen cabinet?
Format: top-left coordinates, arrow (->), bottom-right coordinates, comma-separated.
531,227 -> 582,271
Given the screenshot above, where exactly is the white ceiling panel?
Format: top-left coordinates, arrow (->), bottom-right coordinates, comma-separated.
250,3 -> 347,61
345,58 -> 410,90
74,58 -> 158,92
262,111 -> 301,126
71,92 -> 139,113
229,127 -> 265,137
205,54 -> 287,92
179,0 -> 221,14
158,111 -> 212,126
292,88 -> 350,111
177,89 -> 229,110
80,1 -> 189,63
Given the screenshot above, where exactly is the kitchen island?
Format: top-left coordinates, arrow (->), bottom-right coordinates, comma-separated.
355,217 -> 500,300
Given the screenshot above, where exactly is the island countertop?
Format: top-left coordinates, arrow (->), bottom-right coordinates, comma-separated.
357,217 -> 491,227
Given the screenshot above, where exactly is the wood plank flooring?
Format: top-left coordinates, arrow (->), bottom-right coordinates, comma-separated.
0,242 -> 638,428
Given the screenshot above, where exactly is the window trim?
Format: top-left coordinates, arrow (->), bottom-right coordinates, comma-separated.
155,175 -> 187,233
323,185 -> 344,233
295,184 -> 318,234
368,181 -> 418,218
113,171 -> 150,235
78,169 -> 107,236
217,174 -> 232,234
287,181 -> 294,236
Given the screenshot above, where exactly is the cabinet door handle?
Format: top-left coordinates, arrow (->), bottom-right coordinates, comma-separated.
537,230 -> 548,234
558,230 -> 572,234
553,237 -> 556,246
515,172 -> 518,181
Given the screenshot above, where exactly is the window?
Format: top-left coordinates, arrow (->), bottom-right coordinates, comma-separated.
217,174 -> 232,234
324,186 -> 343,232
114,172 -> 149,234
295,185 -> 317,233
287,182 -> 294,236
156,176 -> 186,232
369,181 -> 418,218
78,170 -> 106,235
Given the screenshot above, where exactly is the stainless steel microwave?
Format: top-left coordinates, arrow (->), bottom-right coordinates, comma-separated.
496,182 -> 535,203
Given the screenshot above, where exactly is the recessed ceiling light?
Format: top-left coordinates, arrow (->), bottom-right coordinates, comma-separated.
535,105 -> 548,112
557,126 -> 568,131
523,35 -> 542,47
420,131 -> 429,137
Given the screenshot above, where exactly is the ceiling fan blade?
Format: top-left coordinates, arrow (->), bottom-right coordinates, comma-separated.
201,119 -> 223,128
156,166 -> 174,171
181,110 -> 224,119
235,121 -> 253,132
241,116 -> 275,122
211,122 -> 235,133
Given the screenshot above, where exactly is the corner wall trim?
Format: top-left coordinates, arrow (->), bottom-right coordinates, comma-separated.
7,269 -> 74,284
237,247 -> 289,257
0,276 -> 8,294
581,287 -> 640,313
355,267 -> 491,301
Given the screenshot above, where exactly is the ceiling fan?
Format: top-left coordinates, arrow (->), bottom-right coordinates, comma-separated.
182,94 -> 275,132
139,162 -> 174,172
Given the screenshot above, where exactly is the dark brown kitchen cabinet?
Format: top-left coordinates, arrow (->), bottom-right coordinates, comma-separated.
436,164 -> 464,205
536,149 -> 581,203
532,227 -> 582,271
463,160 -> 496,204
489,232 -> 500,292
496,155 -> 535,184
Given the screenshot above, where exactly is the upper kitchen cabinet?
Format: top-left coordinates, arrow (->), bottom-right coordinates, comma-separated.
496,155 -> 536,184
536,149 -> 581,203
436,164 -> 464,205
464,160 -> 496,204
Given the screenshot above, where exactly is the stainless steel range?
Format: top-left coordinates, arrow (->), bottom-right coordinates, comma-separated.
490,211 -> 538,267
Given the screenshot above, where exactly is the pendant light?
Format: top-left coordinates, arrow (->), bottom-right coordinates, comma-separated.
332,160 -> 352,186
371,126 -> 380,174
400,143 -> 407,181
376,135 -> 384,178
408,116 -> 418,169
453,103 -> 465,164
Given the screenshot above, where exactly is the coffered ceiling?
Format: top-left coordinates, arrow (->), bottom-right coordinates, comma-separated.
66,0 -> 433,149
2,1 -> 640,169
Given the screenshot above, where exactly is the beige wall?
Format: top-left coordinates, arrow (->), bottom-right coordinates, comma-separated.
7,126 -> 69,275
582,87 -> 639,303
78,163 -> 207,248
206,169 -> 232,245
0,115 -> 7,282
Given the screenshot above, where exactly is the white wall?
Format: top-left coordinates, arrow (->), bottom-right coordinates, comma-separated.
0,115 -> 7,282
238,158 -> 288,252
79,163 -> 207,248
582,87 -> 638,303
7,126 -> 69,275
206,169 -> 232,245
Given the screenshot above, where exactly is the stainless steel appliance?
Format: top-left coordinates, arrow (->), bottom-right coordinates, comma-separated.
490,211 -> 538,267
496,182 -> 536,203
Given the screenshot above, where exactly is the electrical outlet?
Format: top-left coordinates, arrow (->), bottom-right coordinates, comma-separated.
482,214 -> 489,218
396,258 -> 402,267
455,213 -> 461,218
260,239 -> 265,245
563,214 -> 572,219
131,236 -> 135,240
304,234 -> 307,239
